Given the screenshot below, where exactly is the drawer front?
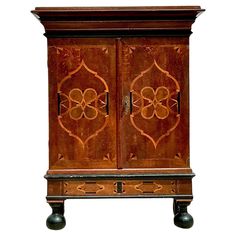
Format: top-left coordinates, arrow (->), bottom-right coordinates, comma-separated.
48,179 -> 192,196
122,180 -> 176,195
63,181 -> 115,196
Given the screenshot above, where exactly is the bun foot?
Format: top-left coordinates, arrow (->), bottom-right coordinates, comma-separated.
173,199 -> 193,229
174,212 -> 193,228
46,213 -> 66,230
46,201 -> 66,230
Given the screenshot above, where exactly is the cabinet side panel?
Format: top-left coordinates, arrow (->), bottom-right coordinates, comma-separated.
119,37 -> 189,168
48,38 -> 117,169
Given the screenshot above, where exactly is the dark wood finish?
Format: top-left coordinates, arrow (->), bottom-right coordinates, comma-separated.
46,168 -> 194,175
46,201 -> 66,230
32,6 -> 204,230
173,199 -> 193,228
31,6 -> 204,37
45,173 -> 195,180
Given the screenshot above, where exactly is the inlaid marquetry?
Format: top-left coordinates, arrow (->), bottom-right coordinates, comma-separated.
32,6 -> 204,229
47,179 -> 192,196
58,59 -> 109,148
130,60 -> 180,149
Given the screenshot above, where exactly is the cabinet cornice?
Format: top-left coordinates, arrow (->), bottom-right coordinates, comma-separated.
31,6 -> 204,37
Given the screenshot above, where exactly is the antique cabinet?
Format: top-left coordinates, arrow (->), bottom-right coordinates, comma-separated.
32,6 -> 204,230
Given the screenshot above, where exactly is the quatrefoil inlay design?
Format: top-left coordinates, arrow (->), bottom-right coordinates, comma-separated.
57,59 -> 109,148
69,88 -> 98,120
130,60 -> 180,148
141,86 -> 170,120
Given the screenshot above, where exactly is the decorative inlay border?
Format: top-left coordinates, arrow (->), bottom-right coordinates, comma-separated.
64,181 -> 105,195
135,181 -> 163,194
58,59 -> 109,92
60,180 -> 179,196
130,60 -> 180,148
57,60 -> 109,149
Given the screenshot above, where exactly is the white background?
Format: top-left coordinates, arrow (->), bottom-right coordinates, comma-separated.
0,0 -> 236,235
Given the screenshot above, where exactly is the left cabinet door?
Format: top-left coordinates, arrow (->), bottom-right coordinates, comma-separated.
48,38 -> 117,169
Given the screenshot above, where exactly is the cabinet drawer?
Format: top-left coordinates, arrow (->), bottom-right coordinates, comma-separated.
48,179 -> 192,196
63,181 -> 115,196
121,180 -> 176,195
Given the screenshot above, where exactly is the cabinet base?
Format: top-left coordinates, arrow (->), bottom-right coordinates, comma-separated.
46,198 -> 193,230
45,173 -> 194,229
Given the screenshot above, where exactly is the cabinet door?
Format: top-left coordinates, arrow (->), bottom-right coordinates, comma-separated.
118,38 -> 189,168
48,38 -> 117,169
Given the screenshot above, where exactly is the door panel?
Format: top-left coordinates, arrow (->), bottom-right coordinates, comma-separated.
48,38 -> 117,169
119,38 -> 189,168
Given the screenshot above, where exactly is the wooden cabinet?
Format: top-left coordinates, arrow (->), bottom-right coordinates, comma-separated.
32,6 -> 204,230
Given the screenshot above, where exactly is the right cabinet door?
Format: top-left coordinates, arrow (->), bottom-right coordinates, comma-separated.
119,38 -> 189,168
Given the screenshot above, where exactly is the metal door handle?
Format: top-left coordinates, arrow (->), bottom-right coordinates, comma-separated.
177,92 -> 180,114
106,92 -> 109,115
57,92 -> 61,115
123,93 -> 133,115
124,95 -> 129,115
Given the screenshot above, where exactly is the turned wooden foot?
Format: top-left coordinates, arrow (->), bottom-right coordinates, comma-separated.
46,201 -> 66,230
173,199 -> 193,229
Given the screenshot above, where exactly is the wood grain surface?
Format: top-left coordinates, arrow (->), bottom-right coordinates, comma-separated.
32,6 -> 204,199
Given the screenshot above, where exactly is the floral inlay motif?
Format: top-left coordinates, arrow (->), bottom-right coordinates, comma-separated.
141,86 -> 170,120
130,60 -> 180,148
69,88 -> 98,120
57,60 -> 109,148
